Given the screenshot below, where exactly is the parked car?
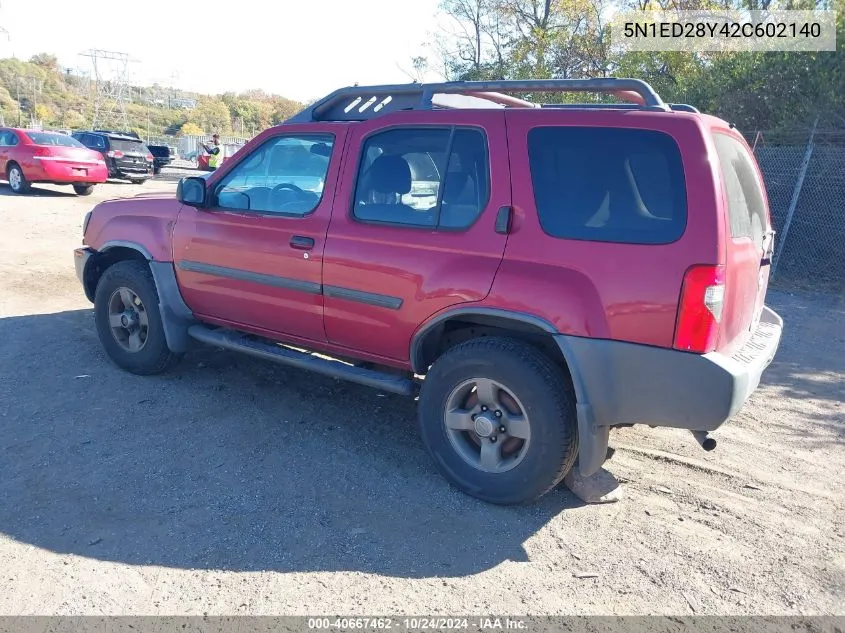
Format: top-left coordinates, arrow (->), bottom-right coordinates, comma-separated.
0,127 -> 108,195
73,78 -> 783,505
147,145 -> 172,174
71,130 -> 153,184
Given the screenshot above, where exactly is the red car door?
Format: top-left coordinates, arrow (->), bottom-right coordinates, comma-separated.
171,125 -> 347,342
0,129 -> 12,174
321,110 -> 510,363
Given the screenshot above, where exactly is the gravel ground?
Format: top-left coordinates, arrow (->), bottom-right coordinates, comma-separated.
0,171 -> 842,616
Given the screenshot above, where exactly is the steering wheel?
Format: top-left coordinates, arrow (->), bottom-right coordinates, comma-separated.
272,183 -> 304,194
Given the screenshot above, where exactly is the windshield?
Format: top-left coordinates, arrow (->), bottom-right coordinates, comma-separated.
25,132 -> 86,148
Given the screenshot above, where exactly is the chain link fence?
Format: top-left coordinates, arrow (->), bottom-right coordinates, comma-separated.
747,126 -> 845,294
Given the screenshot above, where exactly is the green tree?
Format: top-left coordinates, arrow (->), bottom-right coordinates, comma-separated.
180,121 -> 204,136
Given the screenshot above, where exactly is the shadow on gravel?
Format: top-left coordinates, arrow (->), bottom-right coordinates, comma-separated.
761,290 -> 845,435
0,309 -> 583,577
0,184 -> 77,197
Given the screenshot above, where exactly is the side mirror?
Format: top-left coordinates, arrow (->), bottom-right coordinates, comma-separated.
177,176 -> 207,207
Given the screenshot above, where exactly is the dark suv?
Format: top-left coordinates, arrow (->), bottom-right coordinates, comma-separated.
71,130 -> 153,184
73,79 -> 783,505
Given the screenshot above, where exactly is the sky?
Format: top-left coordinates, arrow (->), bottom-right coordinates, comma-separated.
0,0 -> 445,102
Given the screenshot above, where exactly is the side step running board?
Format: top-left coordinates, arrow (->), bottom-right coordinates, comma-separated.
187,325 -> 417,396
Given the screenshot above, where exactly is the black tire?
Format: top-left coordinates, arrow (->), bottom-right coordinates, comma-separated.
153,165 -> 162,175
130,178 -> 147,185
94,260 -> 182,375
418,337 -> 578,505
73,184 -> 95,196
7,163 -> 30,194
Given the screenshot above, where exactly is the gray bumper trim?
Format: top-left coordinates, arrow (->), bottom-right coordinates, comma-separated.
555,306 -> 783,476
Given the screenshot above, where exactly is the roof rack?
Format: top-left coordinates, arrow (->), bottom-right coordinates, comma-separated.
94,129 -> 141,139
287,78 -> 675,123
541,103 -> 700,113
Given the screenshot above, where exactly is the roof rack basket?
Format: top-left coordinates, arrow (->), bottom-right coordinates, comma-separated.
287,78 -> 677,123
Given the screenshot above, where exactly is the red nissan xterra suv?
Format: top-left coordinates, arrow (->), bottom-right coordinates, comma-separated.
74,79 -> 783,505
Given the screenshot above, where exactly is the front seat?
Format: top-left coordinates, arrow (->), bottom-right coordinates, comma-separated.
355,155 -> 417,222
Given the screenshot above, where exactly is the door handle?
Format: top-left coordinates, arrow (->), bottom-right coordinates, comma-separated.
290,235 -> 315,250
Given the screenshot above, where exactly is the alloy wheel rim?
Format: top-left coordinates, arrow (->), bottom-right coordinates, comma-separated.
107,287 -> 149,352
443,377 -> 532,473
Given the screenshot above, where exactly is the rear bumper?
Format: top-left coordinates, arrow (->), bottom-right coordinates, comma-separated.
560,306 -> 783,431
32,161 -> 108,184
108,159 -> 152,179
557,306 -> 783,474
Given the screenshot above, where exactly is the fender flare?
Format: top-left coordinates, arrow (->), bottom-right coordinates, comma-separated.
410,306 -> 608,477
93,242 -> 195,353
100,240 -> 155,260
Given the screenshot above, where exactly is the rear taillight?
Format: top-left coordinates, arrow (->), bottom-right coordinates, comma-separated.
31,147 -> 51,159
674,264 -> 725,354
146,153 -> 154,161
107,150 -> 124,158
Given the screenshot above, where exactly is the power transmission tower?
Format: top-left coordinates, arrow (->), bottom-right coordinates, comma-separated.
80,49 -> 136,129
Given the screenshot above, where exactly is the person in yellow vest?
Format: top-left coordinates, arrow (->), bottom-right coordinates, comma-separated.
201,134 -> 225,170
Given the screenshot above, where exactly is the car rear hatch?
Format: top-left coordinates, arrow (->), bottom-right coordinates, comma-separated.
26,132 -> 105,170
671,127 -> 774,358
712,129 -> 774,356
36,146 -> 104,168
108,138 -> 151,171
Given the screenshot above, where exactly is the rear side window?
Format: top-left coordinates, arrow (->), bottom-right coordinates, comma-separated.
712,133 -> 768,247
527,127 -> 687,244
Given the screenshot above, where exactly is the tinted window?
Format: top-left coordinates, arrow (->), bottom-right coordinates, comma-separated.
527,127 -> 687,244
0,131 -> 12,146
353,127 -> 489,229
214,134 -> 334,216
25,131 -> 86,148
110,138 -> 148,154
713,133 -> 768,247
80,134 -> 106,149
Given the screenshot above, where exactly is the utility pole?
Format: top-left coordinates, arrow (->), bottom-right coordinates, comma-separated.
80,49 -> 138,129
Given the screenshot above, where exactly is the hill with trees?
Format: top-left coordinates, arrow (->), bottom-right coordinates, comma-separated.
0,53 -> 305,138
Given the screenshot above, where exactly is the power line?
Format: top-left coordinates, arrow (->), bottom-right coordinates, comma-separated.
79,49 -> 139,129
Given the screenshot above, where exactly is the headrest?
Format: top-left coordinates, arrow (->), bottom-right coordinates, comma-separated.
370,155 -> 412,195
444,171 -> 470,196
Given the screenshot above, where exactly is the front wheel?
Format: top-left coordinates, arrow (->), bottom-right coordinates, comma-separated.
418,337 -> 578,505
7,164 -> 30,194
73,184 -> 95,196
94,260 -> 182,375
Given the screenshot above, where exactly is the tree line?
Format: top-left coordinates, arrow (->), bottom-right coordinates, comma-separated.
421,0 -> 844,133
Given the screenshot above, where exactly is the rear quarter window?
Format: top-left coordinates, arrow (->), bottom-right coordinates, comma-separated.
712,133 -> 768,247
527,127 -> 687,245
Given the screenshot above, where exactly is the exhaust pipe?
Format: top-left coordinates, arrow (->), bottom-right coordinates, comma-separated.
691,430 -> 717,451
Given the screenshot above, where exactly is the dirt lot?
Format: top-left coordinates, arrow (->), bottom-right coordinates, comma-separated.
0,172 -> 842,616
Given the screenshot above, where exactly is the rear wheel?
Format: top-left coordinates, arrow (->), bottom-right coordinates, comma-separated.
7,163 -> 30,194
73,184 -> 95,196
94,260 -> 182,375
418,337 -> 578,505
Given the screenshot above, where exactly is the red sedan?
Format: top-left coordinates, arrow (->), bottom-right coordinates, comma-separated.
0,128 -> 108,196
